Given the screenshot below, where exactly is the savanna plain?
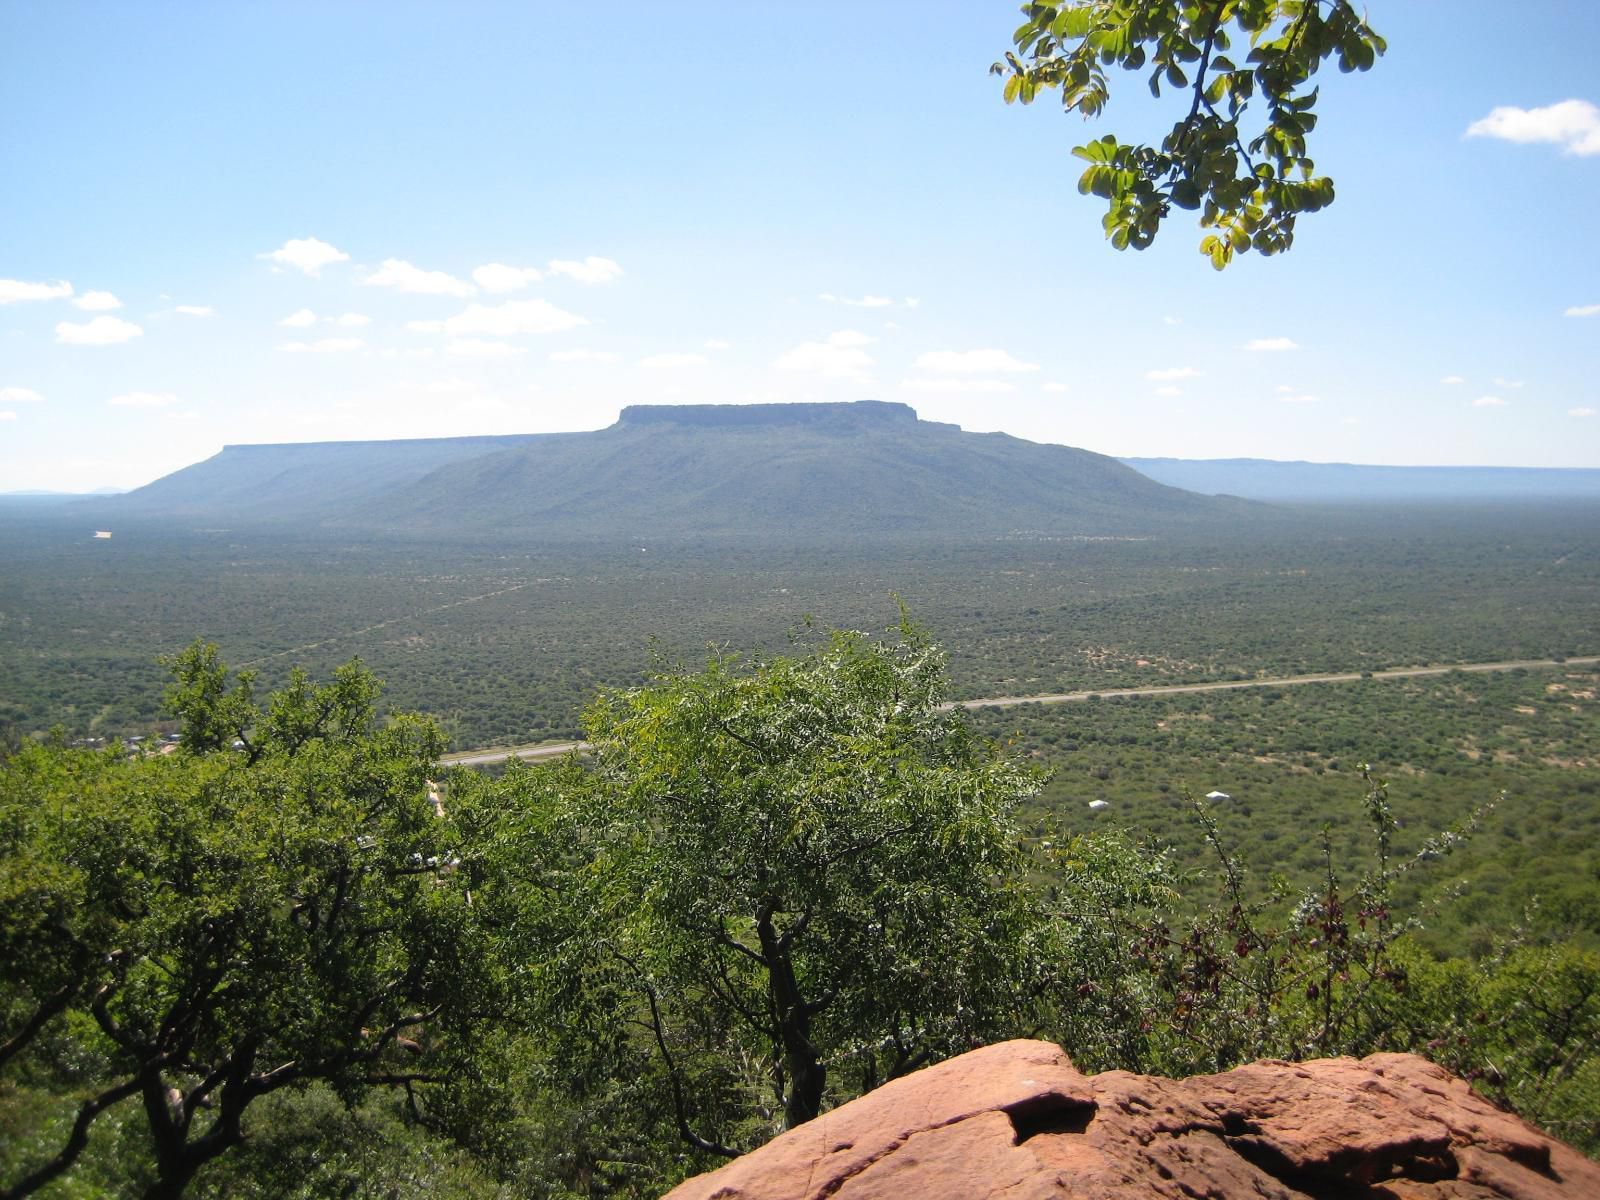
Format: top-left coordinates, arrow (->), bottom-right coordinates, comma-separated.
2,496 -> 1598,1196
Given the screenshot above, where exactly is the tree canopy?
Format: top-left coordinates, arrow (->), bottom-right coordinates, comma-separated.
0,645 -> 505,1199
459,620 -> 1054,1161
995,1 -> 1385,267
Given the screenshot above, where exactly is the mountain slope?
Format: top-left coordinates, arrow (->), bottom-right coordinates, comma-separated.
346,401 -> 1225,536
113,433 -> 545,520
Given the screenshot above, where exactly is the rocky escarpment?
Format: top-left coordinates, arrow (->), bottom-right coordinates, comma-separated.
664,1039 -> 1598,1199
615,399 -> 934,431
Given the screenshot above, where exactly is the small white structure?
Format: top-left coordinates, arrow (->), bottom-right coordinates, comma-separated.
93,530 -> 113,539
1088,799 -> 1109,810
1205,790 -> 1231,802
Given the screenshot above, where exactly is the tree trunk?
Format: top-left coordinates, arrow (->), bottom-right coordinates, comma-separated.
757,911 -> 825,1127
141,1169 -> 196,1200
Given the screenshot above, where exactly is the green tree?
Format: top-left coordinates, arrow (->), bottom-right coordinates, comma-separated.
995,1 -> 1385,267
472,621 -> 1052,1164
0,644 -> 506,1199
1377,941 -> 1600,1157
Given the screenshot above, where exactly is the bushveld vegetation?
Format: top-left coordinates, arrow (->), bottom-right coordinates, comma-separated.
4,502 -> 1595,749
3,501 -> 1599,1195
3,579 -> 1598,1196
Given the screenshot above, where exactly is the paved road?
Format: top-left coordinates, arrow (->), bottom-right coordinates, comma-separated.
439,655 -> 1598,768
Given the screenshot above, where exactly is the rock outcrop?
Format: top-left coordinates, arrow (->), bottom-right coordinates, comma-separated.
664,1039 -> 1598,1199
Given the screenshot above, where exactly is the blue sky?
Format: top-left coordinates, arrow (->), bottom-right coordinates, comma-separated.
2,2 -> 1597,491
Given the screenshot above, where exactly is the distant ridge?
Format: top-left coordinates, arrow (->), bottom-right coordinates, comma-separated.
1122,456 -> 1600,502
98,402 -> 1231,537
114,432 -> 546,520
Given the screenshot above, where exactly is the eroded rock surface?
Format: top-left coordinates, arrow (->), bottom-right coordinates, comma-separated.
663,1039 -> 1598,1199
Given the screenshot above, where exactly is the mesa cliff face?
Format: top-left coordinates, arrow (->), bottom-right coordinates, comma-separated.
615,400 -> 934,431
663,1039 -> 1598,1200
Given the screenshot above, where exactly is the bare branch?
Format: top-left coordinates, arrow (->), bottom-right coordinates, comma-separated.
0,981 -> 79,1071
1,1077 -> 142,1198
616,951 -> 742,1159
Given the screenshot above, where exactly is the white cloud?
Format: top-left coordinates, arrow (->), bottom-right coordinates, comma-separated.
914,348 -> 1039,373
446,339 -> 525,358
439,298 -> 587,338
1043,381 -> 1069,393
364,258 -> 475,297
0,411 -> 14,421
704,338 -> 732,350
1152,385 -> 1182,397
74,290 -> 121,311
900,378 -> 1015,393
641,352 -> 709,368
776,330 -> 876,378
261,236 -> 348,276
1279,393 -> 1319,404
332,312 -> 371,327
278,337 -> 365,354
549,348 -> 619,364
820,292 -> 894,308
1565,304 -> 1600,318
1493,376 -> 1526,389
108,391 -> 177,407
1440,375 -> 1466,385
0,278 -> 73,304
472,262 -> 543,293
1162,315 -> 1182,326
56,316 -> 143,345
1245,336 -> 1299,352
1465,98 -> 1600,156
279,308 -> 317,328
1570,407 -> 1597,418
0,386 -> 43,404
904,297 -> 920,308
406,319 -> 445,333
1146,365 -> 1200,381
1473,395 -> 1508,407
547,256 -> 623,284
175,305 -> 214,317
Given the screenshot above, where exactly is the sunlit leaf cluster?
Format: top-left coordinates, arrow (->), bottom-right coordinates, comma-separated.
995,1 -> 1384,266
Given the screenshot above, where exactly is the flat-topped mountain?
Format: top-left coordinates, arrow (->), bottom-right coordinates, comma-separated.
105,401 -> 1236,537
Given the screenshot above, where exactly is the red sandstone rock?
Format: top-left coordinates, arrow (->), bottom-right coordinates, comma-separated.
663,1040 -> 1599,1200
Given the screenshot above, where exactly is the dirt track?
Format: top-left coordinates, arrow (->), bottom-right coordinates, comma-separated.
439,656 -> 1598,768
